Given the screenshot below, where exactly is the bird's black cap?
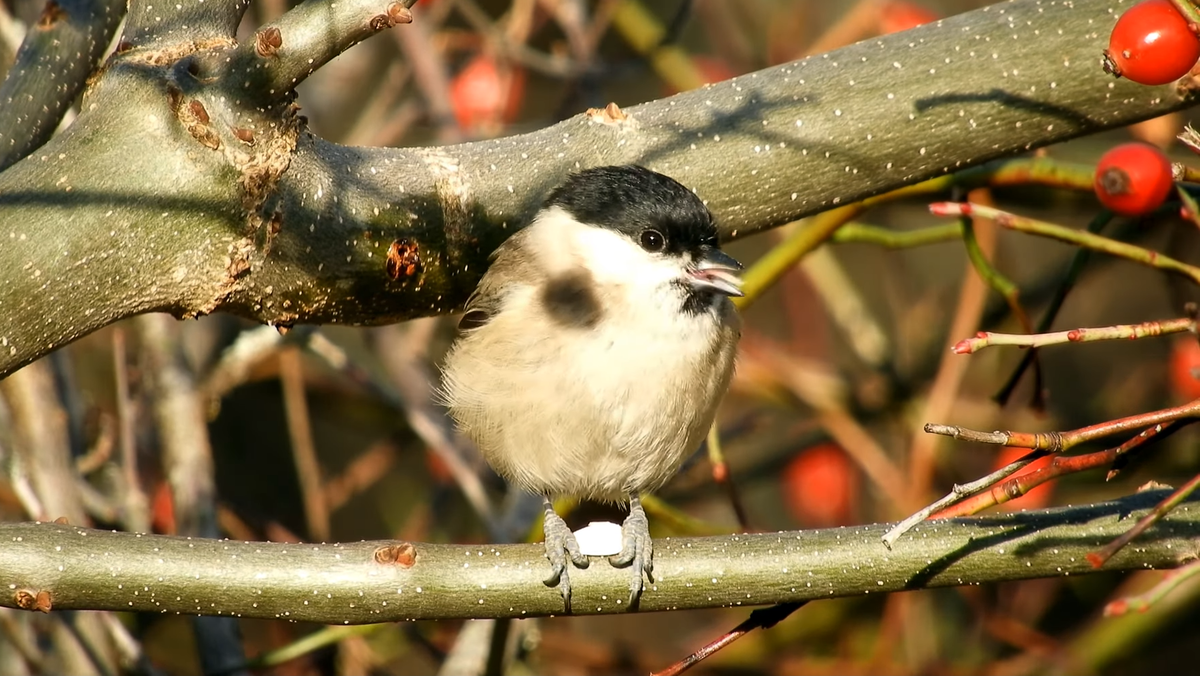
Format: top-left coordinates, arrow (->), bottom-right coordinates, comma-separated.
543,165 -> 719,256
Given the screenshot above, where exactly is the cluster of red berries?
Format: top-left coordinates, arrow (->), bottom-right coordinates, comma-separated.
1093,0 -> 1197,216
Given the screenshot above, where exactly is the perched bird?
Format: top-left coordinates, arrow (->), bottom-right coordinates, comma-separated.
440,165 -> 743,609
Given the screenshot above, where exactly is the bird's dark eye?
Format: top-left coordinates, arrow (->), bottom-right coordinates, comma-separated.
639,229 -> 666,252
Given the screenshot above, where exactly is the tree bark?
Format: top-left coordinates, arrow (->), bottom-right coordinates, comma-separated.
0,490 -> 1195,621
0,0 -> 1196,377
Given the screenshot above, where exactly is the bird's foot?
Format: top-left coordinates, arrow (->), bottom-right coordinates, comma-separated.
609,494 -> 654,608
541,498 -> 589,612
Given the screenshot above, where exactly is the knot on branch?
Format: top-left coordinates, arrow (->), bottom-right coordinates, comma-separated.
370,3 -> 413,30
374,542 -> 416,567
14,589 -> 52,613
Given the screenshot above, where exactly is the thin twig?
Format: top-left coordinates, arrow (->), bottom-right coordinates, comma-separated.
651,602 -> 805,676
371,323 -> 501,538
323,439 -> 398,512
1087,473 -> 1200,568
924,398 -> 1200,453
883,450 -> 1051,549
929,202 -> 1200,286
391,2 -> 462,142
1104,560 -> 1200,616
279,347 -> 330,542
0,360 -> 87,523
831,221 -> 963,248
909,189 -> 1000,508
801,244 -> 891,369
953,317 -> 1195,354
73,412 -> 115,476
706,424 -> 751,531
958,198 -> 1045,410
933,421 -> 1189,518
888,401 -> 1200,546
995,211 -> 1113,405
113,327 -> 151,533
742,335 -> 909,509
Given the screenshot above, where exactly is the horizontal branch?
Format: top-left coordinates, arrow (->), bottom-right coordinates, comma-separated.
1,0 -> 1197,376
0,490 -> 1197,622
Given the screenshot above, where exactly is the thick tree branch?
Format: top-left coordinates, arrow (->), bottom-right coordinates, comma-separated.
225,0 -> 415,99
0,490 -> 1196,621
0,0 -> 125,171
1,0 -> 1196,378
120,0 -> 246,48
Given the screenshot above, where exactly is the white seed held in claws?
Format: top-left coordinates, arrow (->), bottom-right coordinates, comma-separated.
574,522 -> 623,557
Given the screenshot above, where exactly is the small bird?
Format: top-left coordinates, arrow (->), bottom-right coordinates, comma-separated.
440,165 -> 742,609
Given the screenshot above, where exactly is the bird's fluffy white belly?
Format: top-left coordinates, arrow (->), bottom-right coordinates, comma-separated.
444,291 -> 738,502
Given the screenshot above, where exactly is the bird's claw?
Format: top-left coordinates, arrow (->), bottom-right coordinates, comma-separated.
542,500 -> 588,611
608,495 -> 654,608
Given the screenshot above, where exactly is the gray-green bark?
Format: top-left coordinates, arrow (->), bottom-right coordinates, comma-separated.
0,0 -> 1196,378
0,490 -> 1195,621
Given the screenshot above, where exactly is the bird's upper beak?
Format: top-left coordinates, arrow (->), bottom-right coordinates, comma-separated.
688,247 -> 744,297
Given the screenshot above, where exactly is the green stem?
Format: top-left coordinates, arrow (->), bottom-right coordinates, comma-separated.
938,203 -> 1200,286
995,211 -> 1113,405
831,222 -> 964,248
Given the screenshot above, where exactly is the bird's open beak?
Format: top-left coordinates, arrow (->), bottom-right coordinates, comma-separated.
688,247 -> 744,297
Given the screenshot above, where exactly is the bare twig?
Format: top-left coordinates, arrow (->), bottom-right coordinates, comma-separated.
883,452 -> 1051,549
742,334 -> 908,509
112,327 -> 151,534
923,398 -> 1200,453
0,361 -> 87,524
909,188 -> 999,508
324,439 -> 399,512
888,400 -> 1200,546
651,602 -> 804,676
1087,473 -> 1200,568
391,3 -> 462,142
138,315 -> 218,539
705,424 -> 751,532
929,202 -> 1200,286
372,323 -> 500,537
279,347 -> 330,542
933,421 -> 1189,518
800,244 -> 890,369
1104,560 -> 1200,616
995,210 -> 1114,404
955,317 -> 1195,354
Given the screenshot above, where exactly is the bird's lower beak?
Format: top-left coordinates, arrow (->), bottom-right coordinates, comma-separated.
688,248 -> 744,297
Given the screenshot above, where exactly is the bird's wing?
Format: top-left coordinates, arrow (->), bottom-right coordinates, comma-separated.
458,229 -> 540,332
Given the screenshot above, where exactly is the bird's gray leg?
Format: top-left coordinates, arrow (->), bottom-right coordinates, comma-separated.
609,493 -> 654,607
541,496 -> 589,611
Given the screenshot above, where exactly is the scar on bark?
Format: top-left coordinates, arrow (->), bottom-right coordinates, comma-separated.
586,102 -> 630,124
386,239 -> 421,280
36,0 -> 66,29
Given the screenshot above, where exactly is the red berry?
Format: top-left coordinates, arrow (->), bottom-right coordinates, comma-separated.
879,1 -> 939,34
1169,337 -> 1200,400
781,443 -> 858,527
150,481 -> 176,535
1093,142 -> 1175,216
450,55 -> 525,134
1104,0 -> 1200,86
